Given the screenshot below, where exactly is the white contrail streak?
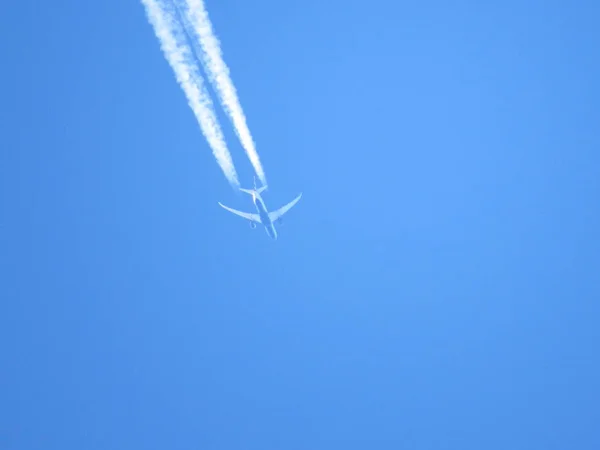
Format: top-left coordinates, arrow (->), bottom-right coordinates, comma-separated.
140,0 -> 239,187
180,0 -> 267,186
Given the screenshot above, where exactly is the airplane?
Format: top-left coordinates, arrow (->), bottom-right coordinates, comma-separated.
218,177 -> 302,240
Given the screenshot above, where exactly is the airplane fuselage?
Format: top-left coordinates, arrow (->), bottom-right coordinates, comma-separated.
218,181 -> 301,240
253,193 -> 278,240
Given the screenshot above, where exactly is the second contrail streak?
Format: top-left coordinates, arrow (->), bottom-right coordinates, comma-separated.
140,0 -> 239,187
181,0 -> 267,186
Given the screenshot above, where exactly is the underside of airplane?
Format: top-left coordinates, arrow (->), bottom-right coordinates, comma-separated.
218,184 -> 302,239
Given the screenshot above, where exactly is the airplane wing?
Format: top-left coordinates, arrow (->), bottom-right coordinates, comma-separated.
269,193 -> 302,222
218,202 -> 261,223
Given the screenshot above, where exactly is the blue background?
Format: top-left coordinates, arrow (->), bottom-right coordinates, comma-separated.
1,0 -> 599,448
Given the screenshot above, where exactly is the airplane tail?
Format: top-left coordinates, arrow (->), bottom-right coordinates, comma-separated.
239,186 -> 267,195
240,176 -> 267,195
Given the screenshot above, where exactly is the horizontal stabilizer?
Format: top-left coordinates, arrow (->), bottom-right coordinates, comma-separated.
240,185 -> 267,195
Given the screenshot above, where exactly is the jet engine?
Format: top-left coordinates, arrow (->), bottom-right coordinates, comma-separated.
249,221 -> 256,229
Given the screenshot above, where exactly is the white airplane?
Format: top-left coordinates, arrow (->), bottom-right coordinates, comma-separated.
218,178 -> 302,240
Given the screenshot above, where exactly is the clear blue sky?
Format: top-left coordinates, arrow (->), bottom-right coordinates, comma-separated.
1,0 -> 599,448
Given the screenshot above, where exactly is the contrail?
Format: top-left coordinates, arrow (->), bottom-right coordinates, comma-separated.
140,0 -> 239,187
179,0 -> 267,186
